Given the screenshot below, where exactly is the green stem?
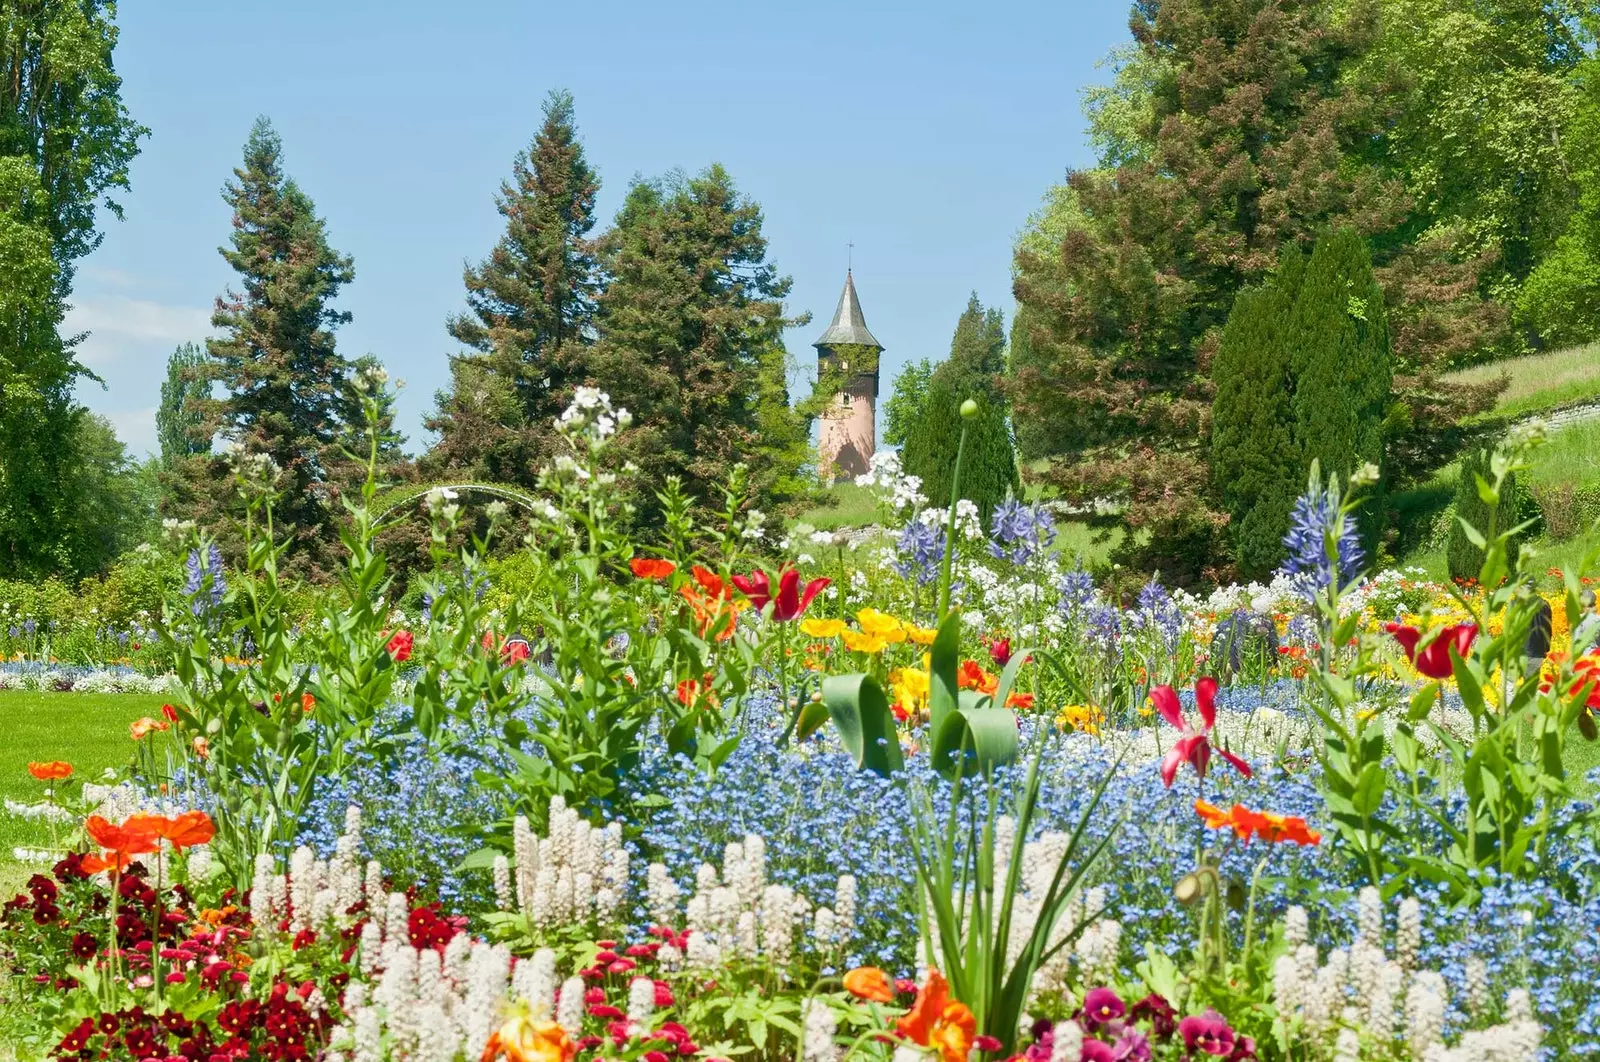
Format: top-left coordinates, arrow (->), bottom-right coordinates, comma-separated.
936,423 -> 971,621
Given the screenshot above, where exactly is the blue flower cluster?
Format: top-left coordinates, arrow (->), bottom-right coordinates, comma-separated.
184,544 -> 227,616
988,499 -> 1057,566
1278,481 -> 1364,596
893,521 -> 945,586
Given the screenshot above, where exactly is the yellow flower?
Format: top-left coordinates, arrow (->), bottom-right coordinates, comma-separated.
800,618 -> 846,638
1055,703 -> 1105,736
856,608 -> 908,642
890,667 -> 930,714
841,630 -> 888,654
483,1012 -> 575,1062
907,625 -> 938,645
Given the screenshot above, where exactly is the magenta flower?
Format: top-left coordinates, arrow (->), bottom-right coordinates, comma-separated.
1177,1010 -> 1236,1057
1130,994 -> 1176,1039
1081,1040 -> 1115,1062
1082,987 -> 1126,1027
1151,677 -> 1252,788
1111,1027 -> 1151,1061
731,567 -> 830,622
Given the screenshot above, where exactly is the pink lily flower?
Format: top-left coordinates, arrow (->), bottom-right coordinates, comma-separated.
1151,677 -> 1252,788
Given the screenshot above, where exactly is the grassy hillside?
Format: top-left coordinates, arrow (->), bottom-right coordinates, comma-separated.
1444,342 -> 1600,419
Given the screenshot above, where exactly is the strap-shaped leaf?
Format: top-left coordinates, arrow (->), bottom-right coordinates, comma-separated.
927,613 -> 962,734
820,673 -> 905,777
932,706 -> 1019,780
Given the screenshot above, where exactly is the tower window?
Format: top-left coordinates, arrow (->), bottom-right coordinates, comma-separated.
839,392 -> 853,409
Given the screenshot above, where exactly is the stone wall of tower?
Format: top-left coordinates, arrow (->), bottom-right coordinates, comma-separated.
819,367 -> 877,481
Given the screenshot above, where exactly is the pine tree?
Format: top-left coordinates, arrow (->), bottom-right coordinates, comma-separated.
426,90 -> 598,483
157,342 -> 211,467
189,118 -> 356,576
1289,229 -> 1392,548
903,295 -> 1019,514
587,166 -> 805,519
1210,248 -> 1304,578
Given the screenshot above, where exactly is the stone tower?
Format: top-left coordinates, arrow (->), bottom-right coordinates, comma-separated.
813,270 -> 883,481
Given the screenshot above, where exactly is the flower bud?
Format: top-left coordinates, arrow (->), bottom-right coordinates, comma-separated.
959,399 -> 978,419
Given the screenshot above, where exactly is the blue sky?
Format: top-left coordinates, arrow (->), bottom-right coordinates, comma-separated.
70,1 -> 1130,457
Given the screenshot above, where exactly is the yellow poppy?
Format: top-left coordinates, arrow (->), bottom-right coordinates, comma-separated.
842,630 -> 888,654
856,608 -> 907,642
907,625 -> 938,645
800,617 -> 846,638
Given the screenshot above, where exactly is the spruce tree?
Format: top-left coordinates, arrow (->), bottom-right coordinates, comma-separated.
157,342 -> 211,467
903,295 -> 1019,514
1289,229 -> 1392,548
1210,248 -> 1304,578
190,118 -> 356,576
587,166 -> 805,520
426,89 -> 598,483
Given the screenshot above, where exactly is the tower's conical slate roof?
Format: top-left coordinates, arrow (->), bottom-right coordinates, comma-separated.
812,270 -> 882,350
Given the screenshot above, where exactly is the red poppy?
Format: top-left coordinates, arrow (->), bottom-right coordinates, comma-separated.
630,557 -> 676,580
1151,677 -> 1252,788
1384,622 -> 1476,680
161,703 -> 178,723
731,568 -> 830,622
386,630 -> 414,663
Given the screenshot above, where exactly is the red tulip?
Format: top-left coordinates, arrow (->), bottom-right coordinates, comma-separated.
732,568 -> 830,622
386,629 -> 414,663
1151,677 -> 1252,788
1384,622 -> 1476,680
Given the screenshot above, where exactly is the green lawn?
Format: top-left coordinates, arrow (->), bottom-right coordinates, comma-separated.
1445,342 -> 1600,420
0,692 -> 165,896
793,482 -> 881,531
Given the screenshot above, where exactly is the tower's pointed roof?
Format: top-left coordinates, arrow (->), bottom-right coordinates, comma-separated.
813,270 -> 883,350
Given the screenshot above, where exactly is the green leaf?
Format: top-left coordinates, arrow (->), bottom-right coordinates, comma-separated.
457,846 -> 504,871
819,673 -> 905,777
795,699 -> 831,742
931,707 -> 1019,780
928,613 -> 962,734
1352,761 -> 1387,817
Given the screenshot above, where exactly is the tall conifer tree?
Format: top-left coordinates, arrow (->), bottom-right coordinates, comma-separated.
426,90 -> 598,483
588,166 -> 805,519
1210,249 -> 1304,578
904,295 -> 1019,515
185,118 -> 356,575
157,342 -> 212,468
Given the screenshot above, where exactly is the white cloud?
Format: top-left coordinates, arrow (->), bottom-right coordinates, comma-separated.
103,406 -> 158,459
64,295 -> 211,369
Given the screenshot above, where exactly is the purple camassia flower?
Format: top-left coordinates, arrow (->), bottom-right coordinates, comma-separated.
1278,479 -> 1364,597
893,519 -> 944,586
988,498 -> 1057,566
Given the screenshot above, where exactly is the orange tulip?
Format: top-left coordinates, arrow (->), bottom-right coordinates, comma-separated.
481,1013 -> 576,1062
630,557 -> 676,580
895,970 -> 977,1062
27,761 -> 72,781
843,966 -> 895,1003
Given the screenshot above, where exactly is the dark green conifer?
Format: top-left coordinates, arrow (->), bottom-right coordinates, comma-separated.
903,295 -> 1019,514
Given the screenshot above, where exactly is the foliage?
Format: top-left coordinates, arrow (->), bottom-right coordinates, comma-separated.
883,358 -> 933,450
1010,0 -> 1406,583
426,89 -> 599,485
1288,229 -> 1392,551
1209,252 -> 1302,579
156,342 -> 211,469
588,166 -> 808,522
1446,445 -> 1527,582
180,118 -> 360,580
902,295 -> 1017,518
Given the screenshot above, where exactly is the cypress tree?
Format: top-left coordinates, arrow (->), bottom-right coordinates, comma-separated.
903,295 -> 1019,514
157,342 -> 211,468
588,165 -> 806,519
426,90 -> 599,483
1210,248 -> 1304,578
1288,228 -> 1392,549
188,118 -> 356,577
1447,445 -> 1527,581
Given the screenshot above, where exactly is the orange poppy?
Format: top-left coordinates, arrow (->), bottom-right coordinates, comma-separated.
85,815 -> 159,856
27,761 -> 72,781
301,692 -> 317,713
81,851 -> 135,876
843,966 -> 895,1003
678,566 -> 745,642
630,557 -> 676,580
129,716 -> 170,741
1193,800 -> 1320,847
957,661 -> 998,696
895,970 -> 976,1062
1005,692 -> 1035,710
126,810 -> 216,850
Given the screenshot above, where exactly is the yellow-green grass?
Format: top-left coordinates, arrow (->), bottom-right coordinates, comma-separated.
793,483 -> 881,531
1445,342 -> 1600,420
0,692 -> 164,896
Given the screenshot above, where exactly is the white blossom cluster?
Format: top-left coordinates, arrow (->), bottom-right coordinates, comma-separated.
854,450 -> 926,512
658,833 -> 854,975
556,386 -> 632,444
0,668 -> 170,694
251,805 -> 370,935
510,795 -> 629,928
1272,890 -> 1541,1060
